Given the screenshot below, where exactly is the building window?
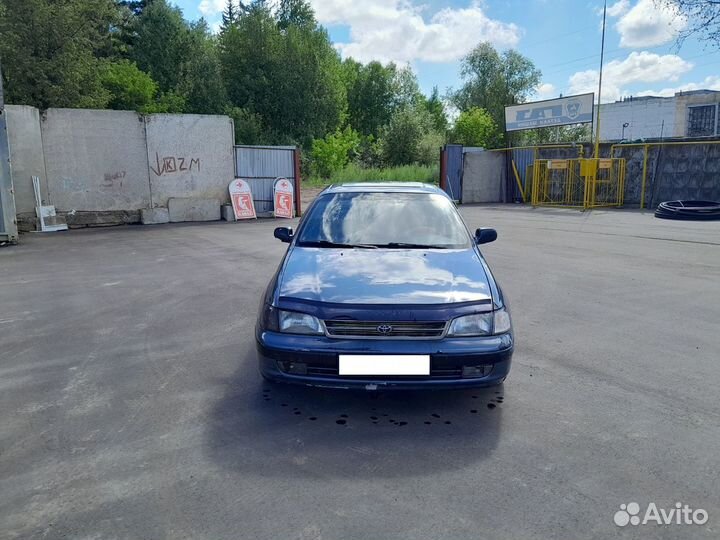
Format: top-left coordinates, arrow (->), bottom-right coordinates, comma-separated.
687,104 -> 717,137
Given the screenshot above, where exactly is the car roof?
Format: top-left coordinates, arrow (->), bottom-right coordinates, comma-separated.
322,182 -> 446,195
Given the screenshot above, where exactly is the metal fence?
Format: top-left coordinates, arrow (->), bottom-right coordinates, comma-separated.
531,158 -> 625,209
506,145 -> 584,203
234,145 -> 301,216
611,141 -> 720,208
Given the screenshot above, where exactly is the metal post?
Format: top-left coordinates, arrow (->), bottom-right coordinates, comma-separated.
293,147 -> 302,217
511,159 -> 525,202
640,144 -> 649,209
439,146 -> 447,192
594,0 -> 607,159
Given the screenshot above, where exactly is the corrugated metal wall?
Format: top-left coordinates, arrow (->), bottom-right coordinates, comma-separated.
234,145 -> 296,213
444,144 -> 463,201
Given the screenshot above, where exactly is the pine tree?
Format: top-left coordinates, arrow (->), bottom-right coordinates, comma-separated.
221,0 -> 242,29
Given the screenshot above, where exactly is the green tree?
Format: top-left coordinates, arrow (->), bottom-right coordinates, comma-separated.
219,5 -> 345,144
417,130 -> 445,166
311,126 -> 360,178
451,107 -> 499,148
117,0 -> 148,16
130,0 -> 189,93
226,106 -> 265,144
342,59 -> 398,138
424,86 -> 448,133
392,65 -> 423,110
100,59 -> 157,111
221,0 -> 241,29
130,3 -> 227,114
380,106 -> 436,166
0,0 -> 118,109
277,0 -> 315,30
277,24 -> 345,143
179,20 -> 227,114
150,90 -> 186,113
451,42 -> 541,137
355,135 -> 384,168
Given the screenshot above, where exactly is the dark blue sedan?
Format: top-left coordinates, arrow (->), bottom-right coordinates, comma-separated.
256,182 -> 513,390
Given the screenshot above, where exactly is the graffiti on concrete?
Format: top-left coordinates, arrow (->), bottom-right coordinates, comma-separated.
150,152 -> 201,176
102,170 -> 126,189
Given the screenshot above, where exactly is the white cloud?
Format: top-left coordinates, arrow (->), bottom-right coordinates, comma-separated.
605,0 -> 630,17
614,0 -> 687,48
636,76 -> 720,97
199,0 -> 224,16
309,0 -> 521,64
568,51 -> 693,102
534,83 -> 557,99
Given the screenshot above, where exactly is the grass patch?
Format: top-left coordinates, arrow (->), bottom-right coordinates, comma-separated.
305,163 -> 439,187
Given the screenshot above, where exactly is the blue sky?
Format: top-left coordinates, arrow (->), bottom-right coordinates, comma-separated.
175,0 -> 720,103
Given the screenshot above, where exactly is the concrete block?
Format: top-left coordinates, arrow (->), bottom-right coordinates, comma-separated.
41,108 -> 152,212
461,151 -> 506,204
168,198 -> 220,222
221,204 -> 235,221
5,105 -> 48,214
145,114 -> 235,208
141,208 -> 170,225
64,210 -> 140,228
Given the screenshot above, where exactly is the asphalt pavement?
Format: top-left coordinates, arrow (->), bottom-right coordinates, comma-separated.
1,205 -> 719,539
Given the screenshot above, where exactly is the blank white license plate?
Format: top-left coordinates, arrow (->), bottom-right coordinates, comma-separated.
338,355 -> 430,376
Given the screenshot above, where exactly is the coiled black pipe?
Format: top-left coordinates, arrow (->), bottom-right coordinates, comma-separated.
655,200 -> 720,221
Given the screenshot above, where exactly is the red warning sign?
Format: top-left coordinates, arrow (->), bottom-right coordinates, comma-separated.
273,177 -> 294,219
229,179 -> 257,220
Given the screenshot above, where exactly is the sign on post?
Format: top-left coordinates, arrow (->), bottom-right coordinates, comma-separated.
547,160 -> 568,170
229,178 -> 257,220
505,93 -> 594,132
273,177 -> 294,219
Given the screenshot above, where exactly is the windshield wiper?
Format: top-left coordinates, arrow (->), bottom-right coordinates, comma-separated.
298,240 -> 377,249
370,242 -> 449,249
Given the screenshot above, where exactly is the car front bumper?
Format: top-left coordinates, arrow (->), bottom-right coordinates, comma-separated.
256,330 -> 513,390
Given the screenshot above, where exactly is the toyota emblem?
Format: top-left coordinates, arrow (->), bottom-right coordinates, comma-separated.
376,324 -> 393,334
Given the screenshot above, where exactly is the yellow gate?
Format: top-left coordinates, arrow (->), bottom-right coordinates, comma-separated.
531,158 -> 625,209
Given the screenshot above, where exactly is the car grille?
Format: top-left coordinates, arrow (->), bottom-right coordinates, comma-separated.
324,320 -> 446,339
279,361 -> 464,379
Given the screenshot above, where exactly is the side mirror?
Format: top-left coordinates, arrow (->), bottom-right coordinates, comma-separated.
274,227 -> 294,243
475,228 -> 497,245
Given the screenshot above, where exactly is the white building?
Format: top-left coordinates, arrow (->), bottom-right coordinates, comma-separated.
596,90 -> 720,141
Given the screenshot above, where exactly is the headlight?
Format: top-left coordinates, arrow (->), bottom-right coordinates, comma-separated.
448,308 -> 511,337
278,310 -> 324,335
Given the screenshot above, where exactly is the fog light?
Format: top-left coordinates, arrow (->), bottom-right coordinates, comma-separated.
279,361 -> 307,375
462,365 -> 492,378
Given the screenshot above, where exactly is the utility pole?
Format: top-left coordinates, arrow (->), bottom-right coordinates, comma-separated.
594,0 -> 607,159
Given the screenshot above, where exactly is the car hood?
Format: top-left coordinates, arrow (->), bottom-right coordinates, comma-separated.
277,247 -> 492,305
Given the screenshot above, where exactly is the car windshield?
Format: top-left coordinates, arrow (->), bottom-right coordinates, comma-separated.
296,191 -> 471,249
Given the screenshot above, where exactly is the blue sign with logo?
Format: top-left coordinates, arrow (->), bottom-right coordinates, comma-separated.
504,93 -> 594,132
